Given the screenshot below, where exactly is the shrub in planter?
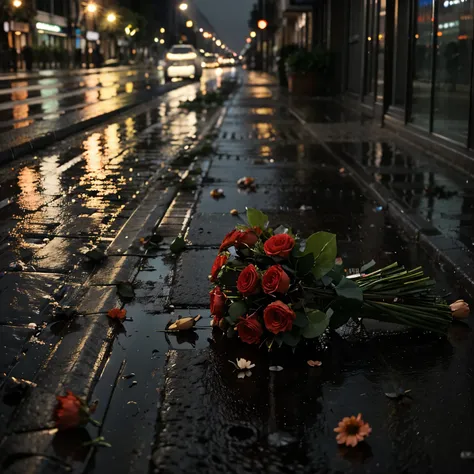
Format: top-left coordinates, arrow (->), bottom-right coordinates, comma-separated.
286,48 -> 333,96
277,44 -> 300,87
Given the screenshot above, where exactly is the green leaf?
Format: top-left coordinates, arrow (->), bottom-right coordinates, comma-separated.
302,310 -> 329,338
303,232 -> 337,279
296,253 -> 315,277
293,311 -> 309,328
170,236 -> 186,254
335,277 -> 363,304
282,330 -> 301,347
246,208 -> 269,230
227,301 -> 247,323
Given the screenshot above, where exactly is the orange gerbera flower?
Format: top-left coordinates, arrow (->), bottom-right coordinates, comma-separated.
334,413 -> 372,447
107,308 -> 127,321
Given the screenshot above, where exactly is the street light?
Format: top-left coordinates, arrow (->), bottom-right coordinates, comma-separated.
250,31 -> 256,38
107,13 -> 116,23
86,3 -> 97,13
216,39 -> 221,46
154,37 -> 159,43
160,28 -> 165,33
257,19 -> 268,30
12,0 -> 22,7
179,3 -> 188,11
160,39 -> 165,44
199,28 -> 203,33
186,20 -> 193,28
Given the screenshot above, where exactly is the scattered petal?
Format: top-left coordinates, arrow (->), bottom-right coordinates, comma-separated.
230,209 -> 239,216
107,308 -> 127,321
339,167 -> 345,174
299,204 -> 313,211
307,360 -> 322,367
461,451 -> 474,460
210,188 -> 225,199
269,366 -> 284,372
168,315 -> 201,331
237,176 -> 255,189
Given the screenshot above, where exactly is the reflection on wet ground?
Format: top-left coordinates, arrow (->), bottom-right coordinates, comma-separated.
0,69 -> 234,444
0,67 -> 166,131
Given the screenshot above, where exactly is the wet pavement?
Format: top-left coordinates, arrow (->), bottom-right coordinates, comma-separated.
1,70 -> 474,474
0,67 -> 234,448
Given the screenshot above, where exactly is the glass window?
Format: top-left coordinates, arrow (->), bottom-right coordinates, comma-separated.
411,0 -> 434,130
376,0 -> 387,101
347,0 -> 364,93
36,0 -> 51,13
393,0 -> 410,108
432,0 -> 473,144
54,0 -> 65,16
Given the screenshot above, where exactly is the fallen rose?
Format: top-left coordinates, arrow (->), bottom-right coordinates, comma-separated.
210,286 -> 226,319
262,265 -> 290,294
107,308 -> 127,321
219,229 -> 260,252
237,264 -> 260,296
450,299 -> 470,320
263,234 -> 295,259
236,313 -> 263,344
54,391 -> 97,431
210,254 -> 228,282
263,301 -> 296,334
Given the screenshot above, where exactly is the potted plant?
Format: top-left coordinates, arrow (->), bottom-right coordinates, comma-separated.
286,48 -> 333,96
277,44 -> 300,87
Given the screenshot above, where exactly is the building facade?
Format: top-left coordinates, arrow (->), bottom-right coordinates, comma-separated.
304,0 -> 474,158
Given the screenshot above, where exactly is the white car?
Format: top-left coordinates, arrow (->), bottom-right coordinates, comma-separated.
165,44 -> 202,80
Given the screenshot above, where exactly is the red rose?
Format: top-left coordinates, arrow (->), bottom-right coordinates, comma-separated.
210,286 -> 226,318
236,313 -> 263,344
262,265 -> 290,294
237,264 -> 260,296
264,234 -> 295,258
239,228 -> 259,247
263,301 -> 296,334
219,230 -> 241,252
54,391 -> 91,431
210,254 -> 228,282
219,228 -> 261,252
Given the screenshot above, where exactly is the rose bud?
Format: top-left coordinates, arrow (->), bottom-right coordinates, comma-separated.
210,286 -> 226,317
54,391 -> 96,431
450,300 -> 470,320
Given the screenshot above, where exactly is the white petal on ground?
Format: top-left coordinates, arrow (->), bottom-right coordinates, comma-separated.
269,366 -> 284,372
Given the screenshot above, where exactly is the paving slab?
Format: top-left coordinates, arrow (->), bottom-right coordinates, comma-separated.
0,272 -> 62,325
32,237 -> 89,273
170,249 -> 216,306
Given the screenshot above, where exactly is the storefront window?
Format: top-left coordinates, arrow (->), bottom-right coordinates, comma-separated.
376,0 -> 387,101
411,0 -> 434,130
347,0 -> 364,93
364,0 -> 376,98
432,0 -> 473,144
393,0 -> 410,108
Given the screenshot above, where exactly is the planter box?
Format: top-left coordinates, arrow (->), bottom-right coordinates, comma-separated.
288,72 -> 322,96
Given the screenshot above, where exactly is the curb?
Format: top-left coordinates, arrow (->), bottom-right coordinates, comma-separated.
290,107 -> 474,299
0,95 -> 231,473
0,80 -> 190,166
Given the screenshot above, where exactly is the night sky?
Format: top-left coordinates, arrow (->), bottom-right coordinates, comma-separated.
195,0 -> 255,53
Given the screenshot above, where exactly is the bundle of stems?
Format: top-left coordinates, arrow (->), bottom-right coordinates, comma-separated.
307,263 -> 452,333
354,263 -> 451,333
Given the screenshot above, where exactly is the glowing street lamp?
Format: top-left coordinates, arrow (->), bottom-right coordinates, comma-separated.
107,13 -> 116,23
257,19 -> 268,30
250,31 -> 256,38
179,3 -> 188,11
186,20 -> 193,28
160,39 -> 165,44
216,39 -> 222,46
246,38 -> 251,44
154,37 -> 159,43
199,28 -> 203,33
86,3 -> 97,13
160,28 -> 165,33
12,0 -> 22,8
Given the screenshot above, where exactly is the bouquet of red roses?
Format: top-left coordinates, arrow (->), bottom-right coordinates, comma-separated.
209,208 -> 454,349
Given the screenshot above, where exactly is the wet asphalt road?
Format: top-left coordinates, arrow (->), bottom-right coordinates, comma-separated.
0,66 -> 235,443
0,66 -> 167,132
